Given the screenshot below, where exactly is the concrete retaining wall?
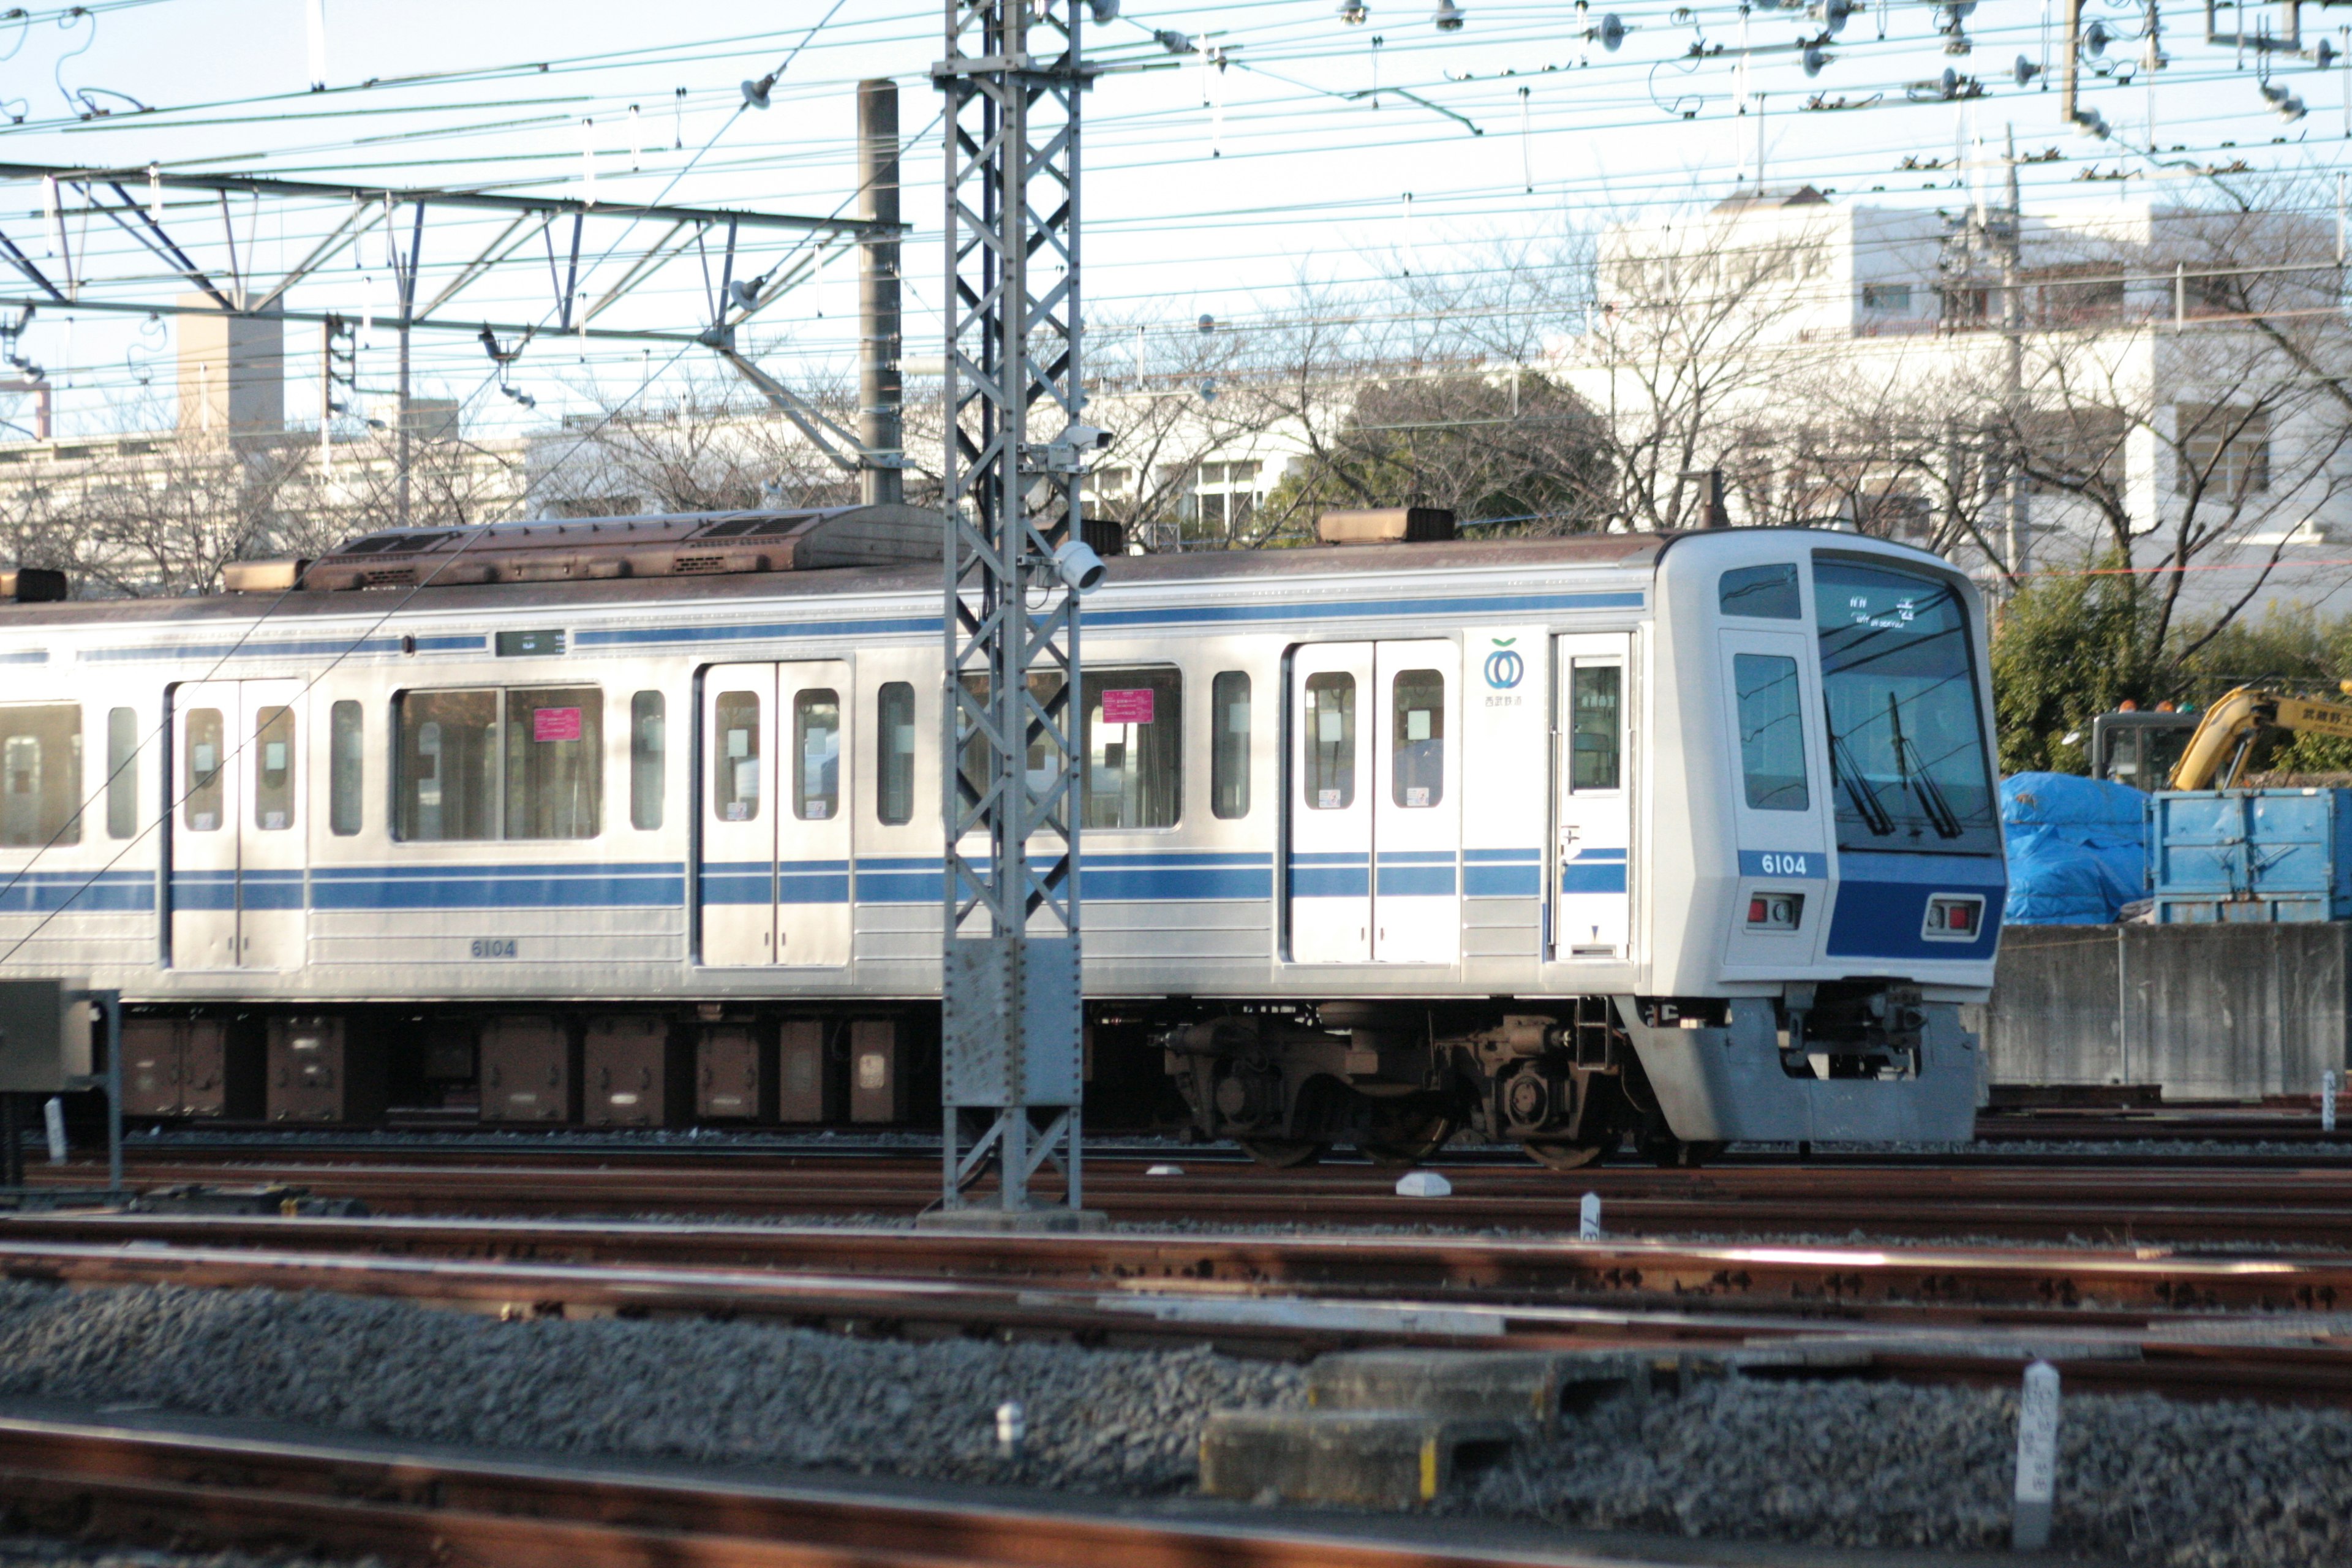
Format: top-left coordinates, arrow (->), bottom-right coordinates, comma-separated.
1975,923 -> 2352,1098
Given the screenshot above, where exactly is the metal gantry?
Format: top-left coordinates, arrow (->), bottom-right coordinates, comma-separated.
935,0 -> 1096,1218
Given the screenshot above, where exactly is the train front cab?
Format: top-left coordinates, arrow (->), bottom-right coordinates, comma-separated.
1623,533 -> 2001,1148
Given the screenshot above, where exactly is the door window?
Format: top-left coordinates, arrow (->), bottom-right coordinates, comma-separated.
793,689 -> 841,820
714,690 -> 762,822
253,706 -> 296,830
1304,671 -> 1355,810
1570,665 -> 1622,790
182,708 -> 226,833
1390,669 -> 1444,808
1734,653 -> 1810,810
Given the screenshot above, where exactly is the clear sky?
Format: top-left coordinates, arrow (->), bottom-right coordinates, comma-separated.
2,0 -> 2346,442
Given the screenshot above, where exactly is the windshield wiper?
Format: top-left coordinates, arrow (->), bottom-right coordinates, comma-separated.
1829,729 -> 1896,836
1886,693 -> 1964,839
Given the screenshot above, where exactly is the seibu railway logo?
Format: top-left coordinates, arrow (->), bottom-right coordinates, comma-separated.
1483,640 -> 1525,690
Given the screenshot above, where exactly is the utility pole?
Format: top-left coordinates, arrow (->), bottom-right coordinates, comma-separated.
858,80 -> 903,507
931,0 -> 1103,1225
393,204 -> 421,529
1999,125 -> 2029,579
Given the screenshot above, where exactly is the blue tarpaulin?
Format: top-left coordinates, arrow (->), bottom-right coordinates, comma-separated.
2000,772 -> 2149,925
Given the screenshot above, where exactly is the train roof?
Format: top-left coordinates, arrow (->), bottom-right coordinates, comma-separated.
0,523 -> 1947,633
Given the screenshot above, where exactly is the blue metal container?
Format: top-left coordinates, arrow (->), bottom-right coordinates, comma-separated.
2149,789 -> 2352,924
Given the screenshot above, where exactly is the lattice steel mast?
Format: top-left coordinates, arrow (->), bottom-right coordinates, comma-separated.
935,0 -> 1102,1219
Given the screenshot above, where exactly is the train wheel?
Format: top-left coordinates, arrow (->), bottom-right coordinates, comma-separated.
1522,1137 -> 1613,1172
1235,1137 -> 1327,1169
1358,1110 -> 1458,1169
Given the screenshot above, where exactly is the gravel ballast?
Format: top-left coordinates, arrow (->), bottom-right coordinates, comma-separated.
1465,1377 -> 2352,1567
5,1278 -> 2352,1564
0,1280 -> 1298,1491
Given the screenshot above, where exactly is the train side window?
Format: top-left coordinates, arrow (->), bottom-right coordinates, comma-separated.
1569,665 -> 1622,791
1733,653 -> 1810,810
396,690 -> 499,841
105,707 -> 137,840
504,688 -> 602,839
0,704 -> 80,847
1211,671 -> 1250,820
876,682 -> 916,826
330,701 -> 363,835
1304,672 -> 1355,810
794,689 -> 842,821
1084,668 -> 1181,830
1719,564 -> 1801,620
714,690 -> 761,822
630,692 -> 665,831
254,706 -> 296,831
181,707 -> 225,834
1390,669 -> 1444,808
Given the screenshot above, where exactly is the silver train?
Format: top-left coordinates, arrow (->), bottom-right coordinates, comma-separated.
0,510 -> 2005,1164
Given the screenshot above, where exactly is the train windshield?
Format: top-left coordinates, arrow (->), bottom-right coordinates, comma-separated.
1814,559 -> 1999,855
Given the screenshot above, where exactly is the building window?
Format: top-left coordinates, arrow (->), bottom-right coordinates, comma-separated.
1211,671 -> 1250,820
630,691 -> 665,831
1861,282 -> 1912,312
1733,654 -> 1810,812
396,688 -> 601,842
330,701 -> 363,836
1305,672 -> 1355,810
2176,405 -> 2271,496
0,705 -> 79,847
1084,668 -> 1182,829
877,682 -> 916,826
106,707 -> 137,840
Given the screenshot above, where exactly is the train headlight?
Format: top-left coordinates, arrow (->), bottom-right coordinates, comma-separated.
1746,892 -> 1803,931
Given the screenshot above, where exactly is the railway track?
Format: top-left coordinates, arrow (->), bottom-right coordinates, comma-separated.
0,1408 -> 1708,1568
37,1149 -> 2352,1245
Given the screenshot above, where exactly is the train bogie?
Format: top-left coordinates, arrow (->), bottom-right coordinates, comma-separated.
0,511 -> 2002,1158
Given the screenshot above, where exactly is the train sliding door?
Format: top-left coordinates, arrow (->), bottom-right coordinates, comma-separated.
1286,641 -> 1461,965
1552,633 -> 1632,960
698,661 -> 851,967
168,679 -> 306,970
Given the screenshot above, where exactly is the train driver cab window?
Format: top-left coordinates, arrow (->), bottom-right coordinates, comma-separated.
253,706 -> 296,831
1083,668 -> 1181,829
0,704 -> 80,846
714,690 -> 761,822
182,706 -> 225,834
1719,564 -> 1802,620
1210,671 -> 1250,820
876,682 -> 916,826
630,691 -> 665,831
1733,653 -> 1810,810
794,689 -> 841,820
330,701 -> 364,836
1304,672 -> 1355,809
1391,669 -> 1444,807
396,688 -> 600,841
1570,665 -> 1622,790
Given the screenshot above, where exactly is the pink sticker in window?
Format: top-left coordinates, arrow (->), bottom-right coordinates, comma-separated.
532,707 -> 582,742
1100,688 -> 1155,725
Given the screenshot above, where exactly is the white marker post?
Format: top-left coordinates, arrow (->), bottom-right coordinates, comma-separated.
1579,1191 -> 1602,1240
40,1098 -> 65,1166
2011,1360 -> 2061,1551
995,1400 -> 1026,1461
2326,1070 -> 2341,1134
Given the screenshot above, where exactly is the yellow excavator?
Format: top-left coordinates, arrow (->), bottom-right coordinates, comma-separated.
2165,683 -> 2352,790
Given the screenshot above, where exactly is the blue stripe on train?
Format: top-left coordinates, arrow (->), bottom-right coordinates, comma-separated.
1464,848 -> 1542,899
1560,848 -> 1629,895
0,870 -> 154,913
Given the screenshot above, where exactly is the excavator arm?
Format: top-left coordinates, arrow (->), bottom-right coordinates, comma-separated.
2167,684 -> 2352,790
